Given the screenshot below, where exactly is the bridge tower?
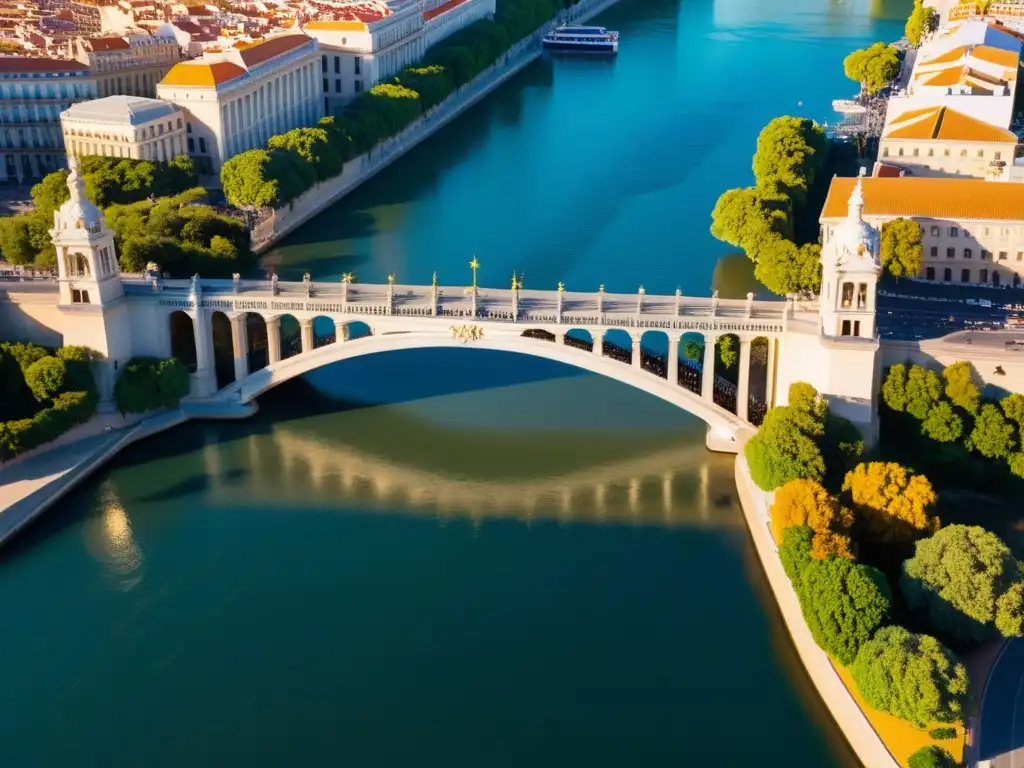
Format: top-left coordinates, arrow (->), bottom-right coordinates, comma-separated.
815,168 -> 883,444
49,155 -> 130,408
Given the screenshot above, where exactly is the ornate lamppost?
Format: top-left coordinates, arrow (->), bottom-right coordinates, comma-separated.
341,272 -> 354,311
431,271 -> 439,316
597,284 -> 604,319
469,256 -> 480,318
556,281 -> 565,324
637,285 -> 645,318
674,287 -> 681,317
386,273 -> 395,315
511,271 -> 520,321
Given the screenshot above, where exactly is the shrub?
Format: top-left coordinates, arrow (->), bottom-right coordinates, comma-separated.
966,403 -> 1016,459
882,364 -> 908,412
928,727 -> 958,740
744,383 -> 828,491
55,346 -> 97,393
798,556 -> 891,665
907,746 -> 959,768
779,525 -> 814,585
24,356 -> 67,402
842,462 -> 939,543
852,626 -> 969,727
115,357 -> 190,413
0,389 -> 97,461
901,524 -> 1024,645
770,478 -> 850,543
3,342 -> 49,373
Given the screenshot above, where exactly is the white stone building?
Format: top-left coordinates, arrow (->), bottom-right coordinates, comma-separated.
155,33 -> 323,175
820,175 -> 1024,287
421,0 -> 495,48
61,95 -> 188,162
70,31 -> 181,99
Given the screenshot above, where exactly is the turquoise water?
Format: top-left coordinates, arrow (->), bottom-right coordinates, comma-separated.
0,0 -> 908,764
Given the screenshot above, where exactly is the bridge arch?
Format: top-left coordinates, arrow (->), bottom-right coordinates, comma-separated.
245,312 -> 269,373
168,310 -> 197,372
278,314 -> 301,360
210,310 -> 235,388
217,328 -> 753,447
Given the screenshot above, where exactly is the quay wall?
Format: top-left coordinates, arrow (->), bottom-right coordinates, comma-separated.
733,455 -> 900,768
251,0 -> 622,254
0,287 -> 64,347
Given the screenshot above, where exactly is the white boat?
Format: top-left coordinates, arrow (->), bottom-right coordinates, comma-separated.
542,25 -> 619,54
832,99 -> 867,114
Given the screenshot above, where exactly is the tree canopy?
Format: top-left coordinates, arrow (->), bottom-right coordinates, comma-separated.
752,116 -> 828,206
905,0 -> 939,48
943,361 -> 980,414
907,746 -> 960,768
780,525 -> 815,584
851,626 -> 969,727
966,403 -> 1016,459
844,42 -> 902,94
921,401 -> 963,443
770,477 -> 854,557
879,218 -> 923,279
744,383 -> 828,491
23,356 -> 67,402
842,462 -> 939,543
798,556 -> 891,665
901,524 -> 1024,644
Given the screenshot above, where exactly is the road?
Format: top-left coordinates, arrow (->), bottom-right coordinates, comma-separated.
978,641 -> 1024,767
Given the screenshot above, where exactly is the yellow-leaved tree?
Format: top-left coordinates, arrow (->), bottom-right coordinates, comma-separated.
842,462 -> 939,543
770,478 -> 854,559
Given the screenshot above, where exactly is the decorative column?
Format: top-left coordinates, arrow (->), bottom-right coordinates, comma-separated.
674,288 -> 681,317
266,316 -> 281,364
667,333 -> 680,386
431,271 -> 439,317
592,329 -> 603,356
631,333 -> 642,369
300,318 -> 314,353
335,320 -> 347,343
701,333 -> 716,401
556,281 -> 564,324
230,314 -> 248,383
342,273 -> 352,313
386,273 -> 395,315
765,336 -> 777,409
737,337 -> 752,422
511,272 -> 520,321
597,284 -> 604,319
636,285 -> 645,317
192,307 -> 216,397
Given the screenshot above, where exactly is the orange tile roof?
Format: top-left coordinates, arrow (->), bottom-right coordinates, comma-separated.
923,64 -> 967,86
304,19 -> 367,31
922,46 -> 967,65
238,33 -> 310,67
885,106 -> 1017,142
821,177 -> 1024,221
971,43 -> 1021,67
159,60 -> 245,87
424,0 -> 469,21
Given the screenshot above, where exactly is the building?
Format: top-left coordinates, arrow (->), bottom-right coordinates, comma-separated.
68,1 -> 135,35
421,0 -> 494,48
883,20 -> 1022,133
156,33 -> 323,175
70,31 -> 180,98
821,175 -> 1024,287
61,94 -> 187,161
878,105 -> 1019,179
0,55 -> 97,183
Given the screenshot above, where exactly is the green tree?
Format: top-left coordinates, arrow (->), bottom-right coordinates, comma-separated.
4,342 -> 49,373
852,626 -> 969,727
754,237 -> 822,296
943,360 -> 980,414
901,524 -> 1024,644
752,116 -> 828,206
779,525 -> 815,585
718,335 -> 738,370
844,42 -> 902,95
922,401 -> 963,443
906,365 -> 943,420
967,403 -> 1016,459
23,356 -> 67,402
0,215 -> 36,265
221,149 -> 280,209
156,358 -> 190,407
709,187 -> 789,255
798,556 -> 891,665
30,169 -> 70,221
209,235 -> 237,260
881,364 -> 909,412
267,126 -> 343,182
55,346 -> 96,393
1008,452 -> 1024,479
905,0 -> 938,47
1002,392 -> 1024,427
879,218 -> 923,278
683,339 -> 703,362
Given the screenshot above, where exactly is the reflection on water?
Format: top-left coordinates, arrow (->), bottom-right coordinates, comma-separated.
82,481 -> 144,591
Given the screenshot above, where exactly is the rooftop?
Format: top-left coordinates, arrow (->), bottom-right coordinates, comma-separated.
0,55 -> 89,73
884,105 -> 1018,142
84,35 -> 130,51
821,176 -> 1024,222
158,33 -> 313,88
61,94 -> 179,125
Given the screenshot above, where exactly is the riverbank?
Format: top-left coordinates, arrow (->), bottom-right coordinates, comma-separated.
733,455 -> 901,768
0,402 -> 254,550
251,0 -> 622,253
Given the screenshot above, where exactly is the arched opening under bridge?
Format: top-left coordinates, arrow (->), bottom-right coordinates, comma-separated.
169,310 -> 197,372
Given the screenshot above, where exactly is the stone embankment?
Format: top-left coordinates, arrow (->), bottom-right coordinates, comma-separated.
251,0 -> 622,253
733,455 -> 900,768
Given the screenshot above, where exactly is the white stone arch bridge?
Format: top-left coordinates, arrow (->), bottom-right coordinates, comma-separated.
128,276 -> 794,451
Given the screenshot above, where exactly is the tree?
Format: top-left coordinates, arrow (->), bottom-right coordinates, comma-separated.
683,339 -> 703,362
209,235 -> 238,260
943,360 -> 980,414
221,149 -> 280,209
0,215 -> 36,265
798,556 -> 891,665
905,0 -> 939,48
710,187 -> 789,255
23,356 -> 67,402
717,335 -> 738,370
844,42 -> 902,95
906,365 -> 943,420
922,401 -> 963,443
156,358 -> 190,407
1008,452 -> 1024,479
1002,393 -> 1024,427
879,218 -> 922,278
907,746 -> 959,768
842,462 -> 939,542
268,127 -> 343,182
967,403 -> 1016,459
852,626 -> 969,727
770,477 -> 853,545
881,364 -> 908,412
901,524 -> 1024,644
752,116 -> 828,207
780,525 -> 814,585
754,237 -> 822,296
55,346 -> 96,393
744,393 -> 827,491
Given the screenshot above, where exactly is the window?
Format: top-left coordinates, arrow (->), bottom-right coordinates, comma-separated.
854,320 -> 861,336
961,268 -> 971,283
960,149 -> 968,157
926,266 -> 935,280
950,227 -> 959,237
913,147 -> 920,157
996,151 -> 1003,160
944,267 -> 952,281
841,282 -> 854,308
857,283 -> 868,309
188,137 -> 194,152
355,80 -> 362,93
841,319 -> 852,336
158,124 -> 164,135
965,248 -> 973,259
978,149 -> 985,158
882,147 -> 889,157
198,137 -> 207,153
944,149 -> 951,156
984,227 -> 991,236
1017,251 -> 1023,261
323,77 -> 328,92
994,270 -> 1002,286
354,57 -> 361,76
982,250 -> 991,260
321,55 -> 327,72
930,226 -> 939,237
1000,251 -> 1008,260
334,56 -> 340,74
947,247 -> 955,259
928,148 -> 934,157
898,147 -> 904,157
187,122 -> 192,133
981,269 -> 989,283
177,118 -> 182,129
335,79 -> 341,93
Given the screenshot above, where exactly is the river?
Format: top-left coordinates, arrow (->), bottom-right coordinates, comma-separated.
0,0 -> 907,764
